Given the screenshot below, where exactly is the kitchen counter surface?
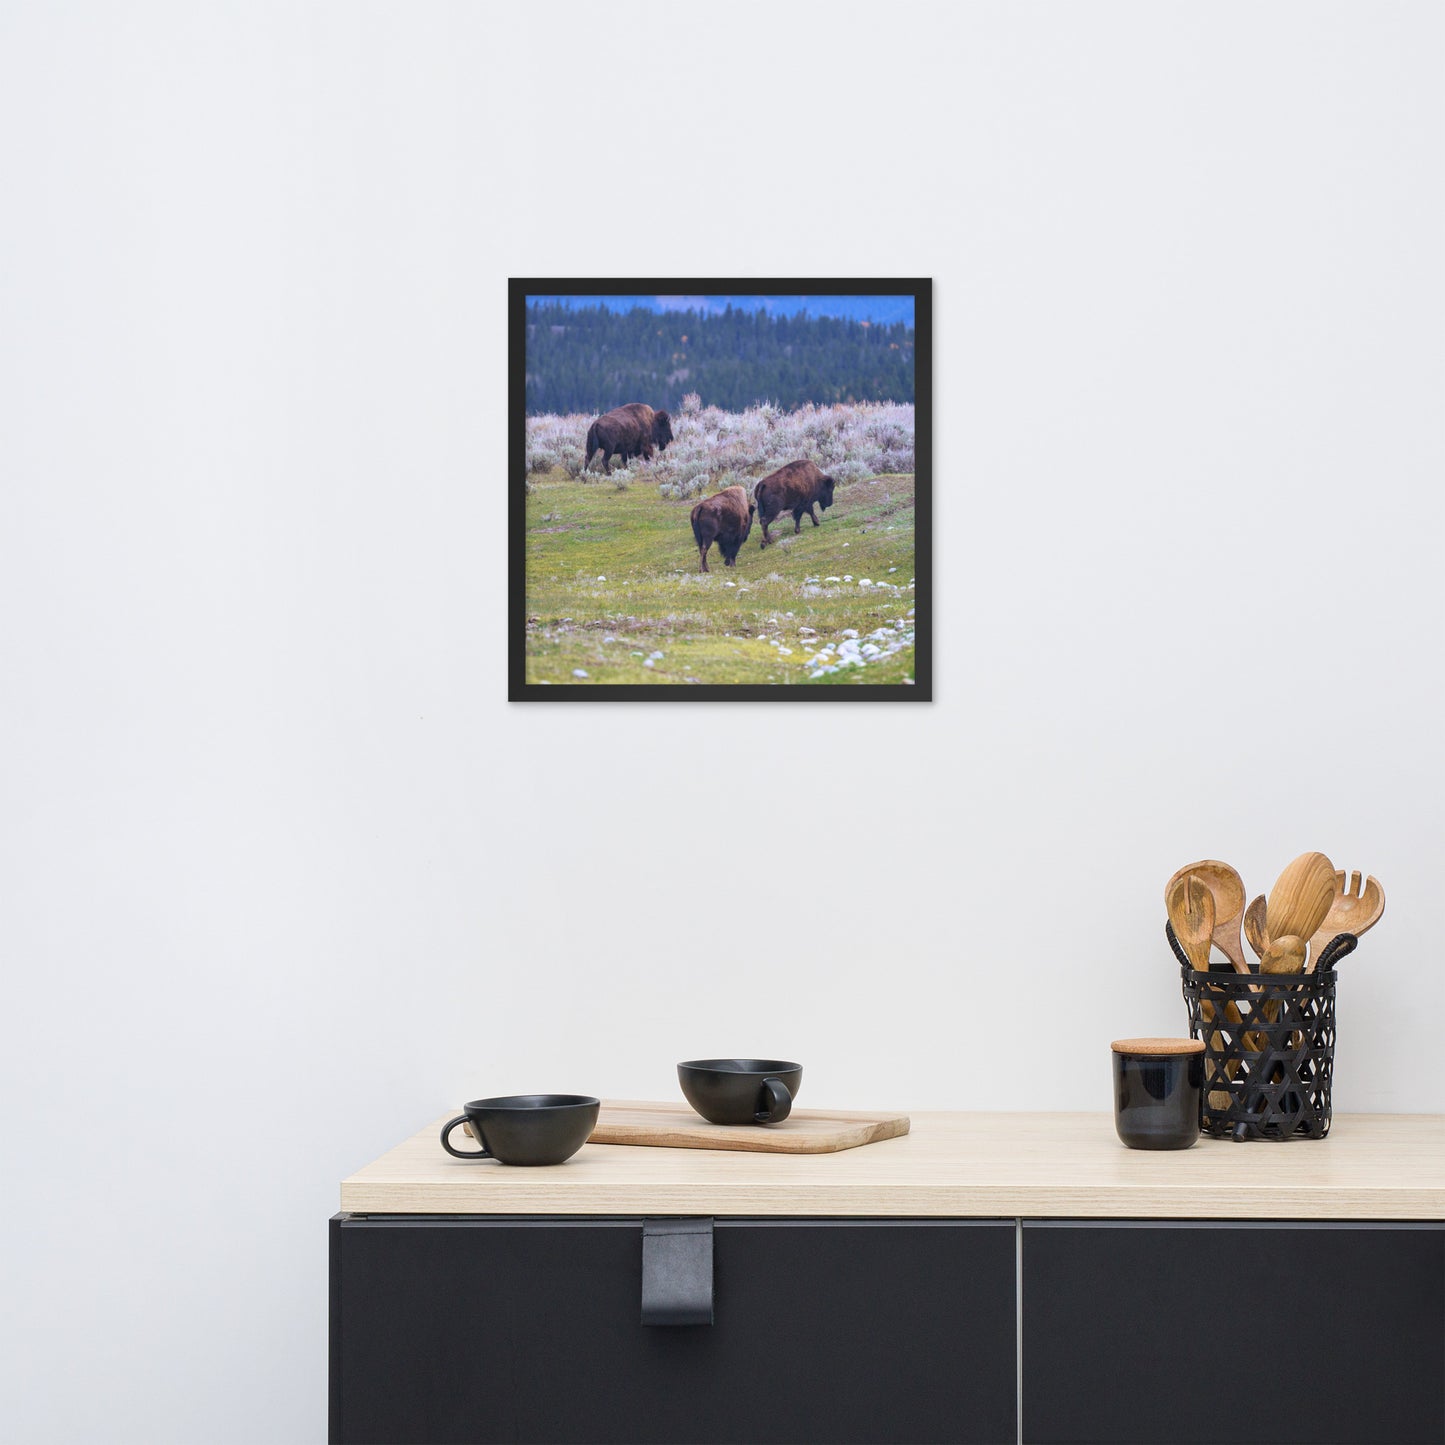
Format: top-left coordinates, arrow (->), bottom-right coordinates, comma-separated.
340,1106 -> 1445,1219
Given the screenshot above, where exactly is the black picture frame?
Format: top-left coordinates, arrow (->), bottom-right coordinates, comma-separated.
509,278 -> 932,701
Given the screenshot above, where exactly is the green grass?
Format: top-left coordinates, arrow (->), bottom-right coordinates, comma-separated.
525,470 -> 917,686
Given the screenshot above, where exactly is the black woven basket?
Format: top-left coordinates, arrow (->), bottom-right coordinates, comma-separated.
1171,924 -> 1356,1141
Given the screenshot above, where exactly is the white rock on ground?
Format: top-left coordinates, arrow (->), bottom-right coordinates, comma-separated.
572,669 -> 589,678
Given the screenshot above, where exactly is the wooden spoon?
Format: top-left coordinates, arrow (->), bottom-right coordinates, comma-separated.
1243,895 -> 1270,961
1307,871 -> 1385,972
1246,933 -> 1307,1047
1254,936 -> 1312,1051
1165,860 -> 1248,973
1259,934 -> 1306,976
1166,874 -> 1214,970
1265,853 -> 1336,950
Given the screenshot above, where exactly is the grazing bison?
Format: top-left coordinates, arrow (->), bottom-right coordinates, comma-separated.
582,403 -> 674,475
690,485 -> 755,573
754,460 -> 836,548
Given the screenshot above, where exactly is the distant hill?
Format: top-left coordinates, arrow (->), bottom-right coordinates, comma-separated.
524,300 -> 914,414
526,293 -> 917,328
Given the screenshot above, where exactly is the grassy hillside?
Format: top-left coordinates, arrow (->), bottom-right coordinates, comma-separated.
525,470 -> 916,686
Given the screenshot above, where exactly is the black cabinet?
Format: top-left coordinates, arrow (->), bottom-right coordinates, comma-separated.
332,1214 -> 1445,1445
330,1216 -> 1018,1445
1022,1221 -> 1445,1444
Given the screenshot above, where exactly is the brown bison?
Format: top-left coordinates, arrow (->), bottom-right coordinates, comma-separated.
690,485 -> 755,573
754,460 -> 836,548
582,403 -> 674,475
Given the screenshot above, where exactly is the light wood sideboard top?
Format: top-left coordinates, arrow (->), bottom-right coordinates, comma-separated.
340,1108 -> 1445,1219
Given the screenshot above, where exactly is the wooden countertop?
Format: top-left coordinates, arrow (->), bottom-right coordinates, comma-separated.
340,1109 -> 1445,1220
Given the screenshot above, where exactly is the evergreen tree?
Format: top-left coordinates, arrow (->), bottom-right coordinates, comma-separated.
523,302 -> 915,414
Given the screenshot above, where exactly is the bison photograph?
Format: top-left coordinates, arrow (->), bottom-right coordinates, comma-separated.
582,402 -> 673,475
515,283 -> 927,695
690,485 -> 755,572
754,460 -> 836,548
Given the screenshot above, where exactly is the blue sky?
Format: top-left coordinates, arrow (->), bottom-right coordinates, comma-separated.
527,293 -> 916,327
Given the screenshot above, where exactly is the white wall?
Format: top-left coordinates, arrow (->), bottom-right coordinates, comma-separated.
3,3 -> 1441,1441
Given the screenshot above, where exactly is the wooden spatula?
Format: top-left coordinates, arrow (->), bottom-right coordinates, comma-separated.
1243,895 -> 1270,961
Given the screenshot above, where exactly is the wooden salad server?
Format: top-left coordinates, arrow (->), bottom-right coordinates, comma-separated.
1307,871 -> 1385,972
1165,860 -> 1249,973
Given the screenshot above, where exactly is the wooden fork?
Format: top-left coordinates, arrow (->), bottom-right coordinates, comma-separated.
1307,871 -> 1385,971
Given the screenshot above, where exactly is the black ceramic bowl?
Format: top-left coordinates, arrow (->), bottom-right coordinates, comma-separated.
439,1093 -> 600,1165
1111,1040 -> 1203,1151
677,1059 -> 803,1126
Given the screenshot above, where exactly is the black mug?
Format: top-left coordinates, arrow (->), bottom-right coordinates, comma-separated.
440,1094 -> 600,1166
677,1059 -> 802,1125
1111,1039 -> 1203,1150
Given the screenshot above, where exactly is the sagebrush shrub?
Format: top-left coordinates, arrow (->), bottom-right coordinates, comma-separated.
525,401 -> 914,500
829,459 -> 872,487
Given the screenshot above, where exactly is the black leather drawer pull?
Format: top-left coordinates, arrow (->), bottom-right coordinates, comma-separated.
640,1218 -> 714,1326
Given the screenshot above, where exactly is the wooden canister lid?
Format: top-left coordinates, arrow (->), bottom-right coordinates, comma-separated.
1110,1037 -> 1205,1056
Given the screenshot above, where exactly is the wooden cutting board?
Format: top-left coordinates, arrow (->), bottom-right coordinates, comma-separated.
588,1100 -> 910,1154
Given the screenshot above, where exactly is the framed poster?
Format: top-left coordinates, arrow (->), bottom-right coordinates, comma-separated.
509,279 -> 931,700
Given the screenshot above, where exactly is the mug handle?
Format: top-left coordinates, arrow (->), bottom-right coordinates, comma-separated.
440,1115 -> 491,1159
755,1077 -> 793,1124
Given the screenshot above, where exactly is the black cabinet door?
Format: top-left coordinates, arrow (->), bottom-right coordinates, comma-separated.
331,1216 -> 1016,1445
1022,1221 -> 1445,1444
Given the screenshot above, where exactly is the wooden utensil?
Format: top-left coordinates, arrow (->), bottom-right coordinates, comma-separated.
1265,852 -> 1337,950
1166,874 -> 1215,970
1259,934 -> 1306,976
1307,871 -> 1385,972
1245,933 -> 1307,1048
1167,874 -> 1234,1107
1165,860 -> 1249,973
1243,895 -> 1270,961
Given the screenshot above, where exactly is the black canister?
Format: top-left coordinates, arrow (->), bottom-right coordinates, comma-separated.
1111,1038 -> 1204,1150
